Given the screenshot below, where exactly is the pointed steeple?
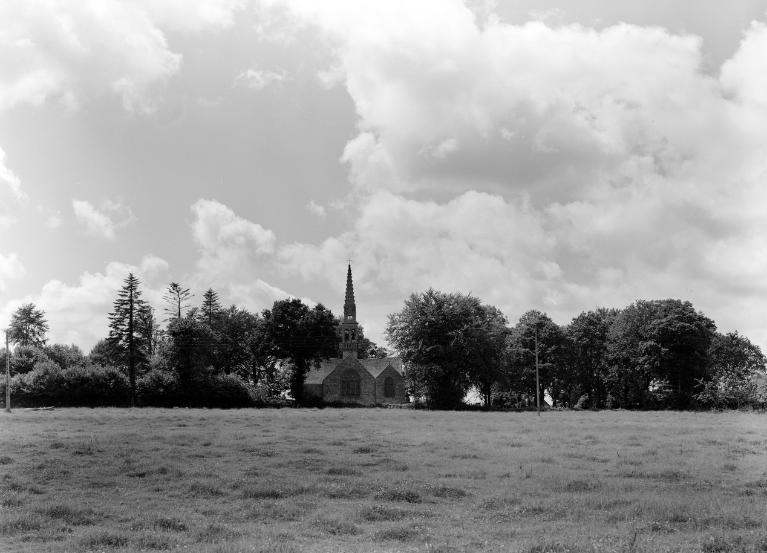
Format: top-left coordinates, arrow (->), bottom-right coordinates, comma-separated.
341,263 -> 359,358
344,263 -> 356,322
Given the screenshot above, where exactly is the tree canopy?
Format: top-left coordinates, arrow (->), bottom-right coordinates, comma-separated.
9,303 -> 49,347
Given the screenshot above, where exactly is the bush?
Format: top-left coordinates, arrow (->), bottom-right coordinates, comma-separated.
10,346 -> 50,375
137,369 -> 180,407
4,362 -> 129,407
207,373 -> 256,407
65,364 -> 130,406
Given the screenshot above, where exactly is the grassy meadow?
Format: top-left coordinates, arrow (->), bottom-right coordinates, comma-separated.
0,408 -> 765,553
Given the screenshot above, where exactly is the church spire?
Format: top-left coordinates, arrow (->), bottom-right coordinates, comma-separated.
344,262 -> 356,322
341,263 -> 358,358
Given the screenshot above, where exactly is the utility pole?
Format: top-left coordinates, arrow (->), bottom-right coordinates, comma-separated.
4,329 -> 10,413
535,325 -> 540,416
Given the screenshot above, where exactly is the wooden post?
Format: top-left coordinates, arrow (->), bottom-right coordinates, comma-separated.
535,326 -> 540,417
5,330 -> 10,413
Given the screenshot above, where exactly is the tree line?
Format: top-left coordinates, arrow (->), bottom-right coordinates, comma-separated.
1,274 -> 384,408
2,275 -> 765,410
387,289 -> 766,410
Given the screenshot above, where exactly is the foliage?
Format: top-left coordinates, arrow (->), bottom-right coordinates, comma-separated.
166,313 -> 217,386
137,368 -> 180,407
387,289 -> 504,409
605,300 -> 715,409
108,273 -> 149,406
43,344 -> 86,371
9,345 -> 51,376
562,308 -> 617,408
163,282 -> 193,321
694,332 -> 766,408
503,310 -> 566,408
8,303 -> 49,347
258,299 -> 338,405
88,338 -> 123,368
199,288 -> 222,327
10,361 -> 129,407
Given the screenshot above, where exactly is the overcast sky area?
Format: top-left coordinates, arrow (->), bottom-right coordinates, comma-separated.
1,0 -> 767,352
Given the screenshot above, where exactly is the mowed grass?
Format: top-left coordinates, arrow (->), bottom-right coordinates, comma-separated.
0,409 -> 766,553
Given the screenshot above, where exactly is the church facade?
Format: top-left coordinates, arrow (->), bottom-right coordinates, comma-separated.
304,265 -> 408,405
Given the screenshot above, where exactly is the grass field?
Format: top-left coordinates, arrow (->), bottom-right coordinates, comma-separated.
0,408 -> 765,553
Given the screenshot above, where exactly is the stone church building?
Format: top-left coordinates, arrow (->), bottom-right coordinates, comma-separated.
304,265 -> 408,405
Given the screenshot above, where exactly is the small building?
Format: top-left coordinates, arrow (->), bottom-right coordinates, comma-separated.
304,264 -> 408,405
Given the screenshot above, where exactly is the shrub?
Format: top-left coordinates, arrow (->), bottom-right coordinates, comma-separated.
137,369 -> 180,407
7,361 -> 129,407
64,364 -> 130,406
10,345 -> 50,375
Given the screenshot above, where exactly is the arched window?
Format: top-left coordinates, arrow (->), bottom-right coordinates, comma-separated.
383,376 -> 395,398
340,369 -> 360,398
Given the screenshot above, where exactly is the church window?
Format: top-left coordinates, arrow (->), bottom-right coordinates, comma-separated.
384,376 -> 395,398
341,369 -> 360,398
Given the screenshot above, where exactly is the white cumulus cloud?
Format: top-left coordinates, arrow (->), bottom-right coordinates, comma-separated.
72,199 -> 136,240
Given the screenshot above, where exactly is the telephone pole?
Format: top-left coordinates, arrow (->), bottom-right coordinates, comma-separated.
535,325 -> 540,416
4,329 -> 10,413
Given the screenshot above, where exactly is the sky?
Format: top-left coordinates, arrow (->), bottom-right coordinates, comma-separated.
1,0 -> 767,353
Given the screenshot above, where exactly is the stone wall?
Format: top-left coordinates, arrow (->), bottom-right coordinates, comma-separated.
374,365 -> 408,404
322,358 -> 377,405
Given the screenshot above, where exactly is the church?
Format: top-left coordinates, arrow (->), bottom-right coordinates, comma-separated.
304,265 -> 409,405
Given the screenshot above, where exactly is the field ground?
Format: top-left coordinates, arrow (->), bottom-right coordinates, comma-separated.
0,409 -> 765,553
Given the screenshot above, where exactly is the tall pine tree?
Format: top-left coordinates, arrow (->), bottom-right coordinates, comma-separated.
200,288 -> 222,327
108,273 -> 148,406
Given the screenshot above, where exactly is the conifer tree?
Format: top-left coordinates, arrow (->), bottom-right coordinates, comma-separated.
200,288 -> 222,327
108,273 -> 148,406
136,304 -> 158,357
163,282 -> 193,321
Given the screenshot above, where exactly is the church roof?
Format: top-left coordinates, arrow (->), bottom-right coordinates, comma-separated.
304,356 -> 403,385
359,357 -> 403,378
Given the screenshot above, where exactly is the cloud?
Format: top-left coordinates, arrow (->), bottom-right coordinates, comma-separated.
235,68 -> 287,90
306,200 -> 326,217
0,147 -> 24,200
0,0 -> 232,113
261,1 -> 767,349
0,252 -> 25,293
136,0 -> 247,33
0,255 -> 168,351
189,199 -> 288,310
72,199 -> 136,240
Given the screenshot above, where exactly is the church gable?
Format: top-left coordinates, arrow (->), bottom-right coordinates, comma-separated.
322,358 -> 376,404
374,365 -> 407,404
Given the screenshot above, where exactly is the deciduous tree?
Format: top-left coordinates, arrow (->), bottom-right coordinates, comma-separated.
8,303 -> 49,347
258,299 -> 337,405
